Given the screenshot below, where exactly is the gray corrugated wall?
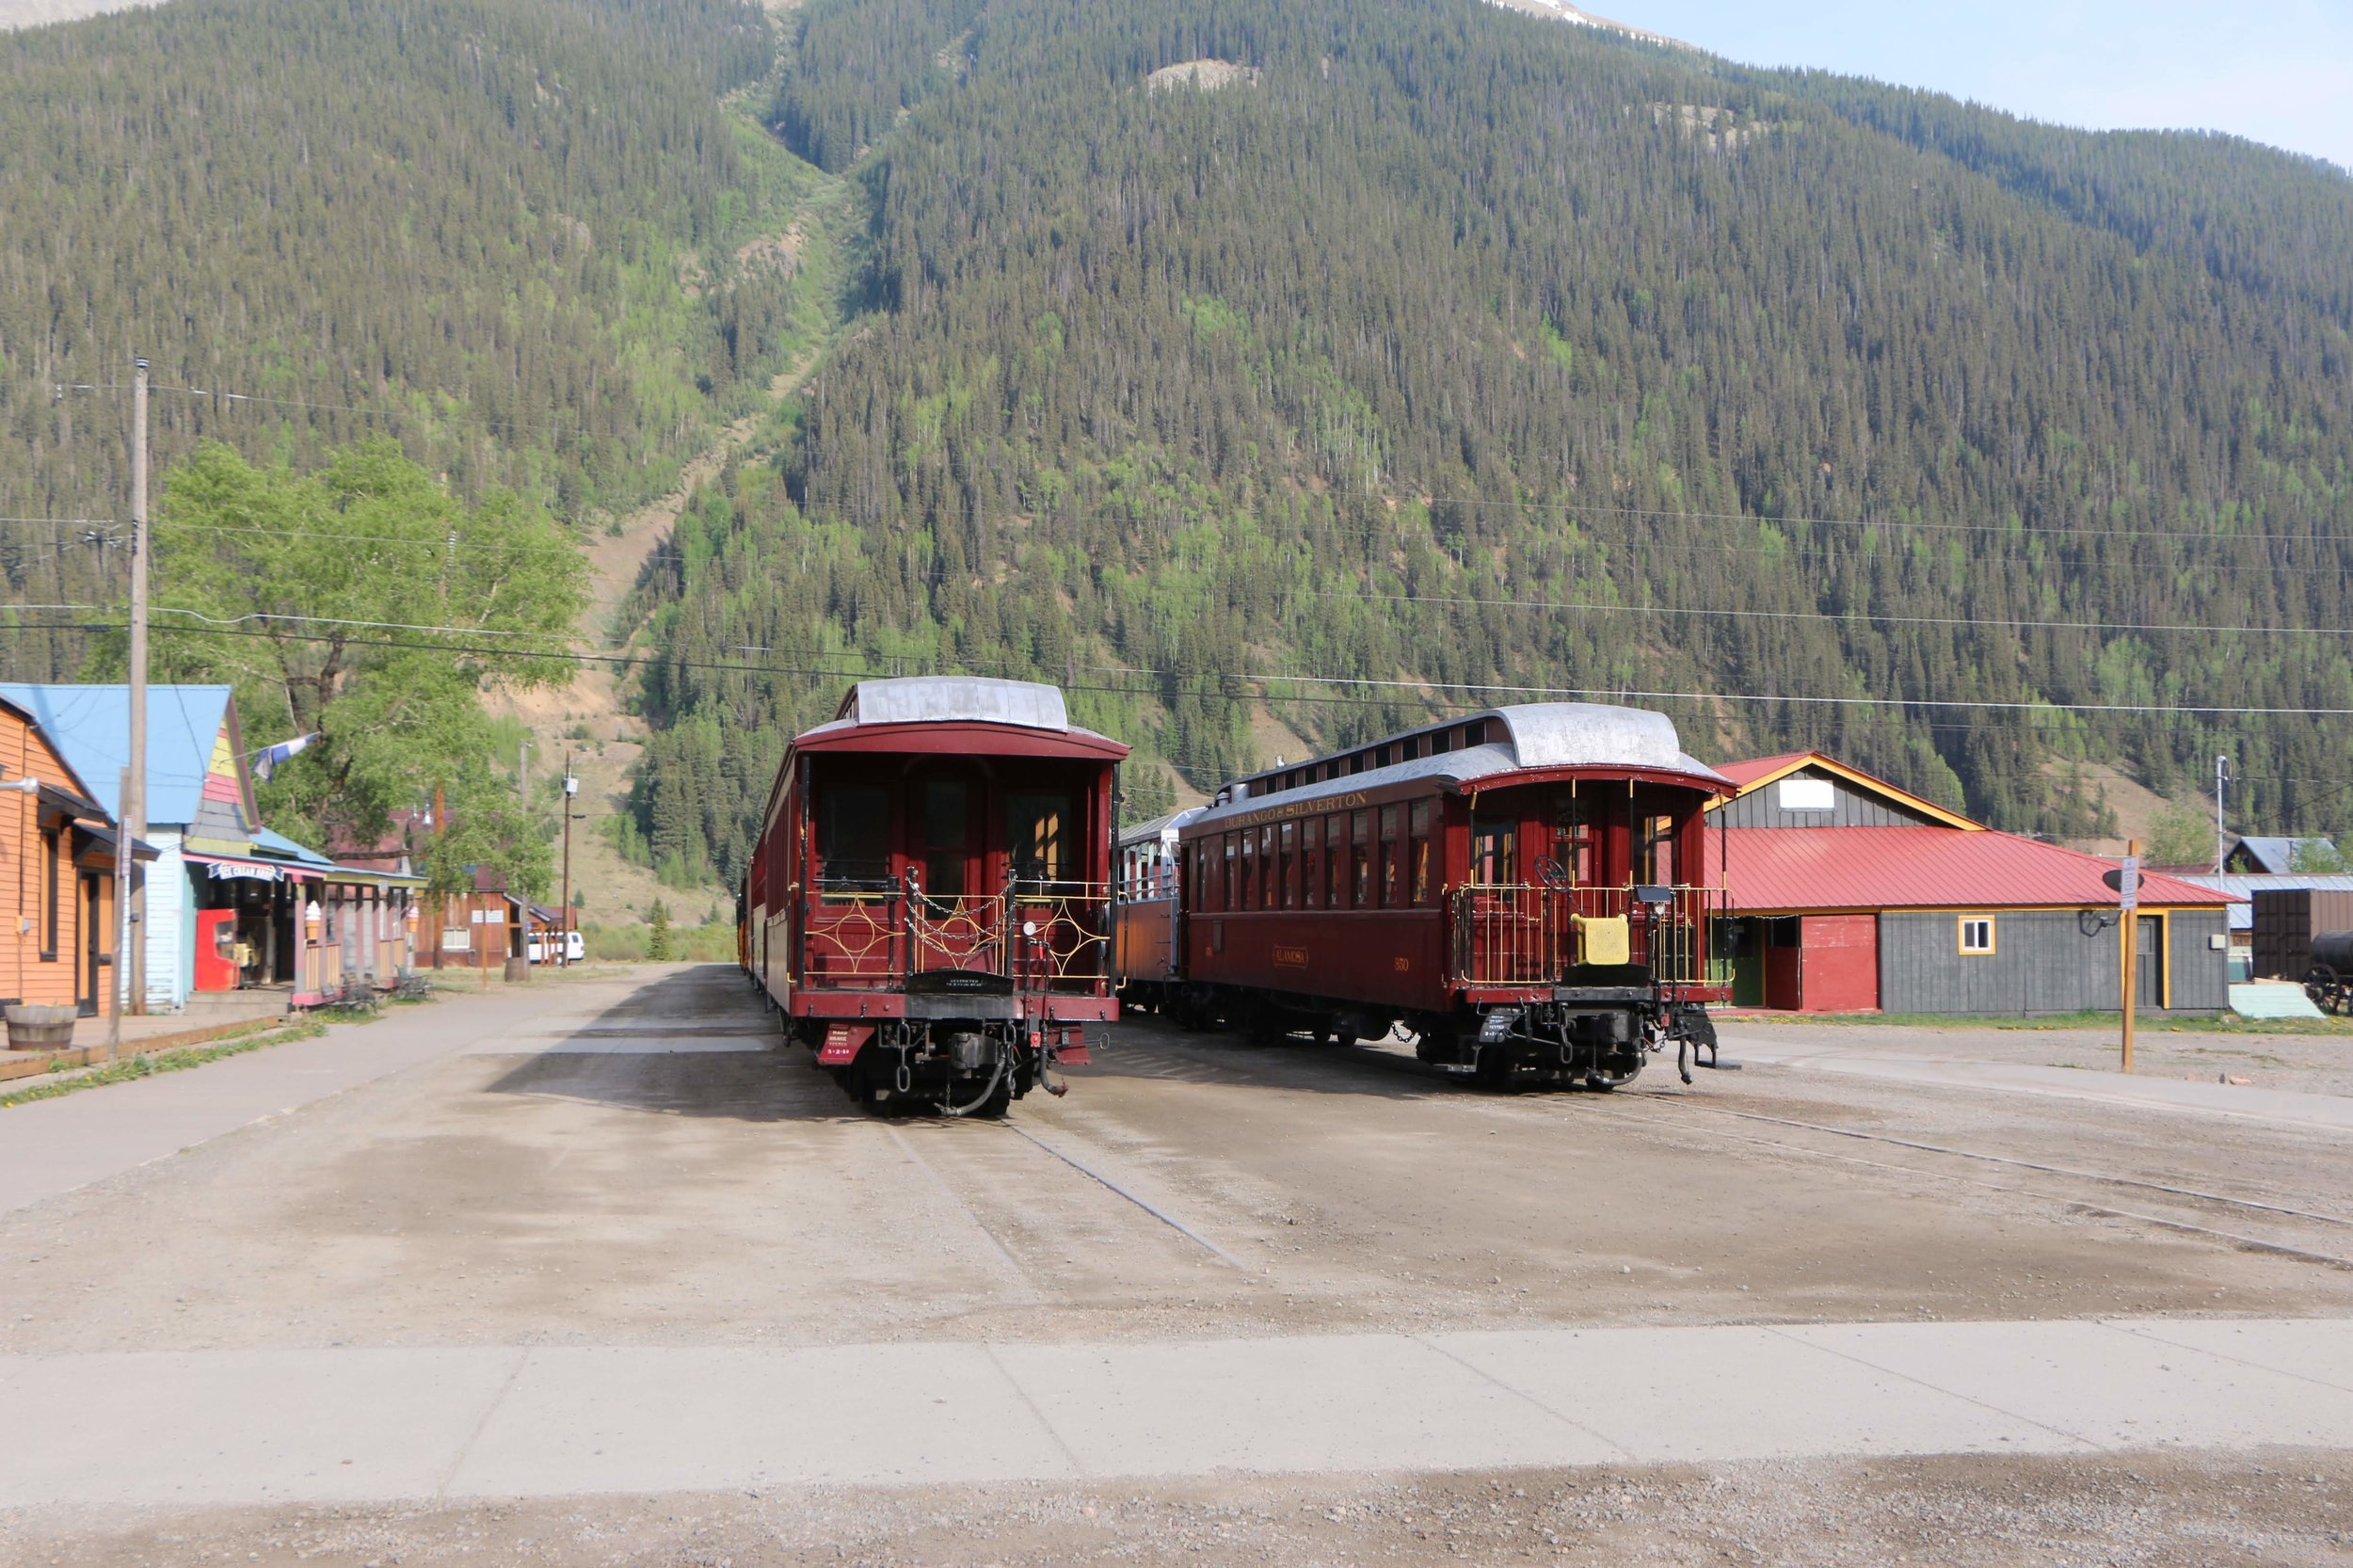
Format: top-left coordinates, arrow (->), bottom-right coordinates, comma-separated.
1880,909 -> 2228,1015
2166,909 -> 2229,1011
1717,767 -> 1942,829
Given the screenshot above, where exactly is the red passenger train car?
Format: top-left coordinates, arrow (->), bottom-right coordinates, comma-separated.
1144,703 -> 1731,1089
744,677 -> 1128,1116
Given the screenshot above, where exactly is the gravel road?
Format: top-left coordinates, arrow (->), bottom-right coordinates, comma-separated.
4,963 -> 2349,1564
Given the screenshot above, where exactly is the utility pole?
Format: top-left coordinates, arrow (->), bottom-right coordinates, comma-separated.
431,779 -> 446,969
2214,755 -> 2233,874
2119,838 -> 2140,1075
121,358 -> 151,1023
560,754 -> 577,967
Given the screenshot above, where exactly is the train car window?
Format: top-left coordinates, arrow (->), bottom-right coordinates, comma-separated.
1302,817 -> 1321,908
1259,824 -> 1277,909
1351,809 -> 1372,907
1280,820 -> 1298,907
1429,729 -> 1449,755
1222,834 -> 1237,909
1470,814 -> 1515,885
1409,800 -> 1432,903
1640,813 -> 1676,886
920,779 -> 971,898
1007,793 -> 1072,883
815,785 -> 891,889
1554,796 -> 1593,886
1378,806 -> 1401,905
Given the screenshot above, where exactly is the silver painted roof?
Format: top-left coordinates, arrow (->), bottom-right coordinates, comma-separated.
836,676 -> 1069,731
1197,702 -> 1730,830
1119,806 -> 1207,846
2174,872 -> 2350,931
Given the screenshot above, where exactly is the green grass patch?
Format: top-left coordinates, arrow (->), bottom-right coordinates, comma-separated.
0,1020 -> 331,1110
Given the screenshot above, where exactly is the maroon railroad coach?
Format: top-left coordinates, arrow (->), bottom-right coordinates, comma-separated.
1154,703 -> 1731,1090
744,677 -> 1128,1116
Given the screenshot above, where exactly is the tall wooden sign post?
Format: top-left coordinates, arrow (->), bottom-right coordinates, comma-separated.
2118,838 -> 2139,1075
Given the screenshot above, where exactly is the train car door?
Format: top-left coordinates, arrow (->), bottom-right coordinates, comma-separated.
910,771 -> 983,900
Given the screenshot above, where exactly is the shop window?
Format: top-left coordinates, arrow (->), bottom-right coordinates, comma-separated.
40,827 -> 58,960
1409,800 -> 1432,904
1351,809 -> 1372,907
1959,917 -> 1996,955
815,785 -> 890,889
1470,814 -> 1515,886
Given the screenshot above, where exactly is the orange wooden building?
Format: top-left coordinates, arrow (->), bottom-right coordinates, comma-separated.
0,694 -> 147,1020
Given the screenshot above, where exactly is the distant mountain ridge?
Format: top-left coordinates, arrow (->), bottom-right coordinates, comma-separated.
1484,0 -> 1688,50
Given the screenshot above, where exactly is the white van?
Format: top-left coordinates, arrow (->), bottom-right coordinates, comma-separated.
527,930 -> 587,965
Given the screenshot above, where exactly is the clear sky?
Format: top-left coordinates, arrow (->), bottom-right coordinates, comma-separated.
1609,1 -> 2353,172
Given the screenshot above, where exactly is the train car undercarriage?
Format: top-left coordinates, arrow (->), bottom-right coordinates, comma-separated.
1149,974 -> 1721,1092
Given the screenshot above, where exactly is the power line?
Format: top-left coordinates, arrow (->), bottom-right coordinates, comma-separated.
11,616 -> 2353,722
1302,586 -> 2353,640
58,381 -> 585,442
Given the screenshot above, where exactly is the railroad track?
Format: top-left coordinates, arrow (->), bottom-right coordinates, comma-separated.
1123,1022 -> 2353,1271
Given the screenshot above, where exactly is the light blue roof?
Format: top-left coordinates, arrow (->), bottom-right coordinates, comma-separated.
249,825 -> 339,871
2172,872 -> 2353,931
0,683 -> 236,826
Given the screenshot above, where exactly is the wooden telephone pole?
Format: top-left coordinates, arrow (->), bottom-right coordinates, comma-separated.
112,358 -> 152,1040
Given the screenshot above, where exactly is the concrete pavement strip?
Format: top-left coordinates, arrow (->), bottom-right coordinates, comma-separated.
0,985 -> 625,1217
3,1319 -> 2347,1508
1718,1033 -> 2353,1133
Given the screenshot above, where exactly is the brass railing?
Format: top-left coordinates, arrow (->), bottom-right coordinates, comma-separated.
1449,884 -> 1721,988
798,878 -> 1112,991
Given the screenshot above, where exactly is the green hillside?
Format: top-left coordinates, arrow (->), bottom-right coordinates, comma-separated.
625,0 -> 2353,888
4,0 -> 2350,903
0,0 -> 804,680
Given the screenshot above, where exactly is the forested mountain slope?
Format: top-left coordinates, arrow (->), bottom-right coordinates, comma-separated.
0,0 -> 801,680
625,0 -> 2353,889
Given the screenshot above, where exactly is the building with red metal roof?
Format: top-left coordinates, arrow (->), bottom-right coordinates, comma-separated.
1700,751 -> 2233,1015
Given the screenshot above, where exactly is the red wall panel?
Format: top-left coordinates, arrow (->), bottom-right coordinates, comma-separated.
1799,914 -> 1879,1013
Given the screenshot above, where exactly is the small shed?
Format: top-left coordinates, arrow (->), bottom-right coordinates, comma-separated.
1703,752 -> 2234,1015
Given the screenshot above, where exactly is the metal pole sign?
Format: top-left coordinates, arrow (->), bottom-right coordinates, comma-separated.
2119,842 -> 2139,1074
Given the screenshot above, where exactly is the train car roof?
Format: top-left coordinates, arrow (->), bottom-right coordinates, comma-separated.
787,676 -> 1128,759
1189,703 -> 1729,829
1119,806 -> 1207,846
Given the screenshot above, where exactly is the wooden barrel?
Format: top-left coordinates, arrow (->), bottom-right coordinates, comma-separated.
4,1003 -> 80,1050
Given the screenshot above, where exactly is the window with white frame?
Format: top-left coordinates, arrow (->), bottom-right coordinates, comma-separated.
1958,916 -> 1995,955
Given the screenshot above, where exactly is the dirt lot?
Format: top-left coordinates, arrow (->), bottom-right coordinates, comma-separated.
5,965 -> 2352,1564
22,1450 -> 2353,1568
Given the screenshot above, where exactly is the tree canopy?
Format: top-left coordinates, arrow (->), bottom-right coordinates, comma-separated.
151,439 -> 584,894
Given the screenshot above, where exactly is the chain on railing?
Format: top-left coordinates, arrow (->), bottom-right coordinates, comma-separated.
1449,885 -> 1721,987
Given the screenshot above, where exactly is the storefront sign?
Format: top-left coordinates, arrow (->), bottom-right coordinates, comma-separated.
203,860 -> 287,883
